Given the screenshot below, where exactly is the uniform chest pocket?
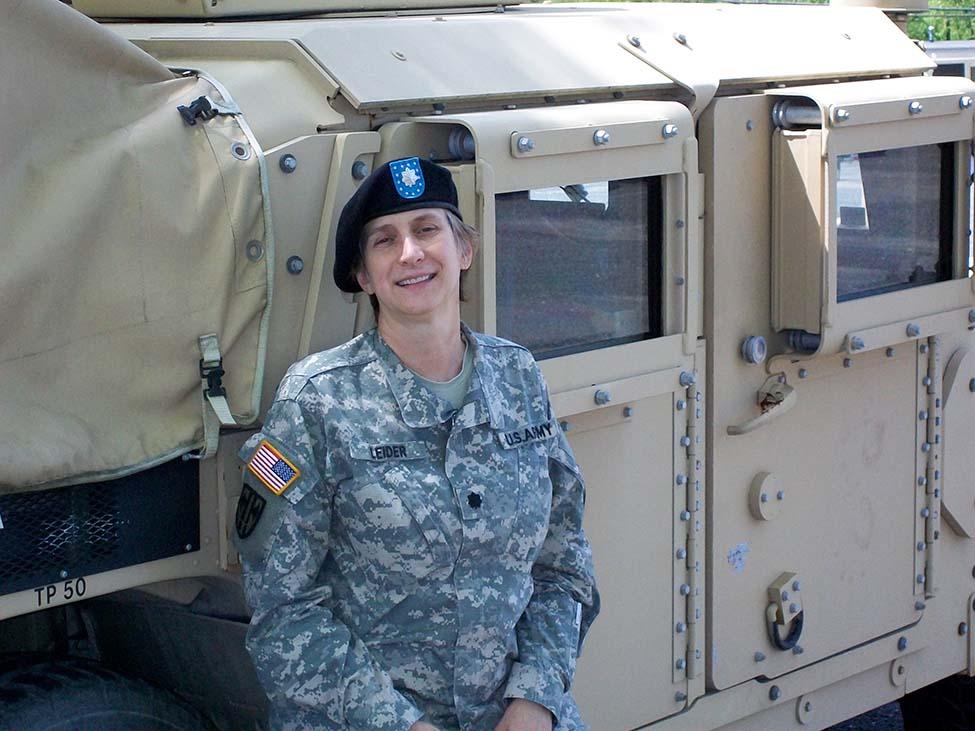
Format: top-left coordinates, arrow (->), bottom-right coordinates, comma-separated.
334,462 -> 453,588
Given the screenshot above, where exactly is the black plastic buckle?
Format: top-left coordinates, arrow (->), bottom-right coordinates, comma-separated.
177,96 -> 218,127
199,359 -> 227,398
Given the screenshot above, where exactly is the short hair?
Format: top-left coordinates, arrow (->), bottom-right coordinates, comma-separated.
354,210 -> 480,320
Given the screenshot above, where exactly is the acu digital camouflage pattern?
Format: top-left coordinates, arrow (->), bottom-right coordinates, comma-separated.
235,324 -> 599,731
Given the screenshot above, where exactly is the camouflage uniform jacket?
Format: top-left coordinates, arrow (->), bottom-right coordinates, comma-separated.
234,325 -> 599,731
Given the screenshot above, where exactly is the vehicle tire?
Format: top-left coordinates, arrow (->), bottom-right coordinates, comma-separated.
899,673 -> 975,731
0,659 -> 215,731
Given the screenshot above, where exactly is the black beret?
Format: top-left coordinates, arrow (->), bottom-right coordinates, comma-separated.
333,157 -> 461,293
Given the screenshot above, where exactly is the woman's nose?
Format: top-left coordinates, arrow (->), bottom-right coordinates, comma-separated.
399,235 -> 424,264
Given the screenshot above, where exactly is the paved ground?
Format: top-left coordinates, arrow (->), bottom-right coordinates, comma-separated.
825,702 -> 904,731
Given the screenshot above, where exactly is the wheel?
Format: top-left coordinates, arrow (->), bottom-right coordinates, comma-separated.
0,659 -> 215,731
900,673 -> 975,731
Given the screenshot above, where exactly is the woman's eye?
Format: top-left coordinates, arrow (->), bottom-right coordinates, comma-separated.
371,236 -> 392,247
417,225 -> 438,235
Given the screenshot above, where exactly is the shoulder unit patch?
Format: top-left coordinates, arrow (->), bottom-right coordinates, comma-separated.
247,440 -> 301,496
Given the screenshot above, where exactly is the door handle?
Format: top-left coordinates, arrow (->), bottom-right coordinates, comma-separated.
727,375 -> 797,436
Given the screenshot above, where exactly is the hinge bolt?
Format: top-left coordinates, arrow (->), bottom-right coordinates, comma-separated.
917,574 -> 926,584
680,371 -> 696,387
676,548 -> 687,560
917,541 -> 925,552
676,658 -> 686,670
680,436 -> 692,447
907,323 -> 921,338
898,637 -> 908,651
676,474 -> 687,485
676,399 -> 687,411
921,442 -> 931,453
919,410 -> 928,421
680,584 -> 691,596
921,508 -> 931,518
676,622 -> 686,633
923,376 -> 932,387
680,510 -> 691,521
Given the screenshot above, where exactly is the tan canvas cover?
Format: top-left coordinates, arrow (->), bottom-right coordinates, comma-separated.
1,0 -> 271,492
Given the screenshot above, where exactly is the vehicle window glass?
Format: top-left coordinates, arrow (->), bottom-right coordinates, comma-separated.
836,144 -> 954,301
495,177 -> 662,360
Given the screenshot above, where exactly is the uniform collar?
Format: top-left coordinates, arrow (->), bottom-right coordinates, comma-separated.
370,323 -> 500,430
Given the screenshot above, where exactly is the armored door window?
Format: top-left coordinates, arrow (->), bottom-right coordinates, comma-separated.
836,143 -> 955,301
495,177 -> 663,360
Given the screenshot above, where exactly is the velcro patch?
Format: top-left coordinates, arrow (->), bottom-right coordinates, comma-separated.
351,441 -> 429,462
235,483 -> 267,539
497,420 -> 558,449
247,440 -> 301,496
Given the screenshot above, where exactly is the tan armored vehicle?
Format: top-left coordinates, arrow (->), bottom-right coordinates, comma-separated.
3,0 -> 975,728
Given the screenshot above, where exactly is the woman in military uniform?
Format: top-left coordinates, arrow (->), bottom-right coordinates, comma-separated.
234,157 -> 598,731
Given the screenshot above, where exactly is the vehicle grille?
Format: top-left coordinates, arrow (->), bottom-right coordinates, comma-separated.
0,458 -> 200,596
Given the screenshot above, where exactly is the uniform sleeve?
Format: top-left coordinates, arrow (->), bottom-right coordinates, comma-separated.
235,396 -> 424,731
504,387 -> 600,722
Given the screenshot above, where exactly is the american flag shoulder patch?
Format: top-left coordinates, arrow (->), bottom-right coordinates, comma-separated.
247,440 -> 301,496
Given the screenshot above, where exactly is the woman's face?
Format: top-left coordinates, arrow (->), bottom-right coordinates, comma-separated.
356,208 -> 472,323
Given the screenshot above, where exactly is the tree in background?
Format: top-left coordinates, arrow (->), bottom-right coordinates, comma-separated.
908,0 -> 975,40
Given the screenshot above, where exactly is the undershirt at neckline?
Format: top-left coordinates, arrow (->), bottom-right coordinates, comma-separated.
410,338 -> 474,412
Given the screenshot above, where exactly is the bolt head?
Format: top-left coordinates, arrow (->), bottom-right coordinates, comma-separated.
961,95 -> 973,109
793,644 -> 804,655
676,548 -> 687,559
516,136 -> 535,153
680,583 -> 691,595
351,160 -> 369,180
776,490 -> 785,500
676,622 -> 686,633
623,406 -> 634,418
674,32 -> 688,44
676,399 -> 687,411
559,421 -> 570,432
907,323 -> 921,338
792,580 -> 801,592
835,108 -> 851,122
789,603 -> 799,614
741,336 -> 768,365
676,474 -> 687,485
676,658 -> 686,670
961,623 -> 970,636
898,637 -> 908,651
680,510 -> 691,521
286,256 -> 305,275
627,34 -> 642,48
769,685 -> 781,701
593,389 -> 612,405
917,574 -> 926,584
969,378 -> 975,393
843,358 -> 853,368
886,347 -> 895,357
675,691 -> 687,702
916,600 -> 927,611
593,128 -> 611,146
849,336 -> 865,351
679,371 -> 696,387
908,100 -> 924,115
279,154 -> 298,173
59,570 -> 68,579
798,368 -> 808,379
760,492 -> 769,503
754,651 -> 766,662
918,541 -> 925,551
662,123 -> 680,139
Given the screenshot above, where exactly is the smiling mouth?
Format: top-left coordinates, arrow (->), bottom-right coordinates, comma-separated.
396,273 -> 435,286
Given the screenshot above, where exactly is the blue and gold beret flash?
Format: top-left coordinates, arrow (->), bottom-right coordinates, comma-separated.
333,157 -> 462,293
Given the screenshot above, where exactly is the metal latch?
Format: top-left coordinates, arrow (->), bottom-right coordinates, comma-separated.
766,571 -> 804,651
728,374 -> 798,436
